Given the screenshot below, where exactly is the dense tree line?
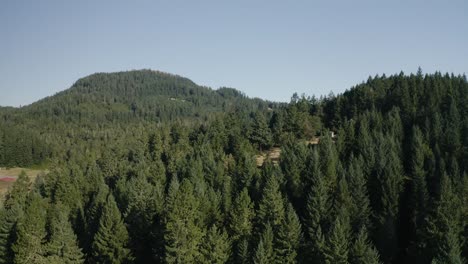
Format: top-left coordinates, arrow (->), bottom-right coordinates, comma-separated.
0,70 -> 467,263
0,70 -> 274,168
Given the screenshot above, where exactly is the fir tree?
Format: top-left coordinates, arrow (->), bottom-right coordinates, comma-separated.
45,203 -> 84,264
0,204 -> 22,264
426,173 -> 464,264
254,223 -> 275,264
12,193 -> 48,264
165,179 -> 204,263
350,228 -> 381,264
275,203 -> 302,263
200,225 -> 231,264
305,149 -> 330,263
323,218 -> 351,264
257,175 -> 285,231
91,193 -> 132,264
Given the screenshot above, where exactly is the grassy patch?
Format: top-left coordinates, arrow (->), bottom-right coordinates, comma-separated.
0,167 -> 47,196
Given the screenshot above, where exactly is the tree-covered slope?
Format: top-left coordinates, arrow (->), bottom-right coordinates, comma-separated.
0,70 -> 273,167
13,70 -> 271,124
0,71 -> 467,264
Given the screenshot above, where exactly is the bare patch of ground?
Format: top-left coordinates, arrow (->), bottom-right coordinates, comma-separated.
0,167 -> 46,196
256,147 -> 282,167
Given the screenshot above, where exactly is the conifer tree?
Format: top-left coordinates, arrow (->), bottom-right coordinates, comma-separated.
200,225 -> 231,264
257,175 -> 285,231
91,193 -> 132,264
229,188 -> 254,241
347,155 -> 371,232
12,193 -> 48,264
372,135 -> 404,262
350,228 -> 381,264
45,203 -> 84,264
275,203 -> 302,263
409,126 -> 429,230
305,152 -> 330,263
165,179 -> 204,263
318,132 -> 338,190
249,112 -> 272,151
281,142 -> 307,201
323,218 -> 351,264
254,223 -> 275,264
117,174 -> 160,263
0,204 -> 22,264
229,188 -> 254,263
4,171 -> 30,209
426,173 -> 464,264
82,183 -> 108,256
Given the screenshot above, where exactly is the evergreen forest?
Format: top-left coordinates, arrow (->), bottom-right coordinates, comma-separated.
0,69 -> 467,264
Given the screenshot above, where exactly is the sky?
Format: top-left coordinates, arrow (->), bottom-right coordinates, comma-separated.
1,0 -> 467,107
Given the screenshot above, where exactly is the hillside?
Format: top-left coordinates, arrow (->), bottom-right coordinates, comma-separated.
0,71 -> 467,264
8,70 -> 272,124
0,70 -> 274,167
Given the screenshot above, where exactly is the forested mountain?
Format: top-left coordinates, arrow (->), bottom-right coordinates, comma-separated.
0,70 -> 467,264
0,70 -> 274,167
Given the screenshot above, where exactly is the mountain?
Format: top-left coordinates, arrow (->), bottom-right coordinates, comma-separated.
0,70 -> 467,263
6,70 -> 272,124
0,70 -> 274,167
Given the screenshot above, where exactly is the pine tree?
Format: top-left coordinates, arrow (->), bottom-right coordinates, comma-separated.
323,218 -> 351,264
426,173 -> 464,264
91,193 -> 132,264
305,149 -> 330,263
12,193 -> 48,264
350,228 -> 381,264
237,238 -> 250,264
408,126 -> 430,260
254,223 -> 275,264
275,203 -> 302,263
281,141 -> 307,201
4,171 -> 30,209
165,179 -> 204,263
229,188 -> 254,242
257,175 -> 285,231
117,174 -> 160,263
318,132 -> 338,190
372,135 -> 404,262
409,126 -> 429,230
200,225 -> 231,264
347,155 -> 371,232
0,204 -> 23,264
45,203 -> 84,264
249,112 -> 272,151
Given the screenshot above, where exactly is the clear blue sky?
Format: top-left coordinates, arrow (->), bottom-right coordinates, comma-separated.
1,0 -> 467,106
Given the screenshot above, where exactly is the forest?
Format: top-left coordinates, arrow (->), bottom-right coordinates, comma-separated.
0,69 -> 466,264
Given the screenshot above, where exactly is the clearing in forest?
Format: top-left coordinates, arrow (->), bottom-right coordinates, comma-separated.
0,167 -> 46,196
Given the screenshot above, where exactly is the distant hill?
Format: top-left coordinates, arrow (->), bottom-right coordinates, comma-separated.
8,70 -> 272,124
0,69 -> 275,167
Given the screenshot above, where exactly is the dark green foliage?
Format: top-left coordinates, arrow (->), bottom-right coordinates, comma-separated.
91,193 -> 132,264
275,203 -> 302,263
200,225 -> 231,264
229,188 -> 254,263
350,228 -> 381,264
0,70 -> 466,264
0,205 -> 22,264
45,203 -> 84,263
323,218 -> 350,264
12,193 -> 48,264
257,174 -> 285,231
164,179 -> 204,263
254,223 -> 275,264
249,112 -> 273,150
425,173 -> 465,264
